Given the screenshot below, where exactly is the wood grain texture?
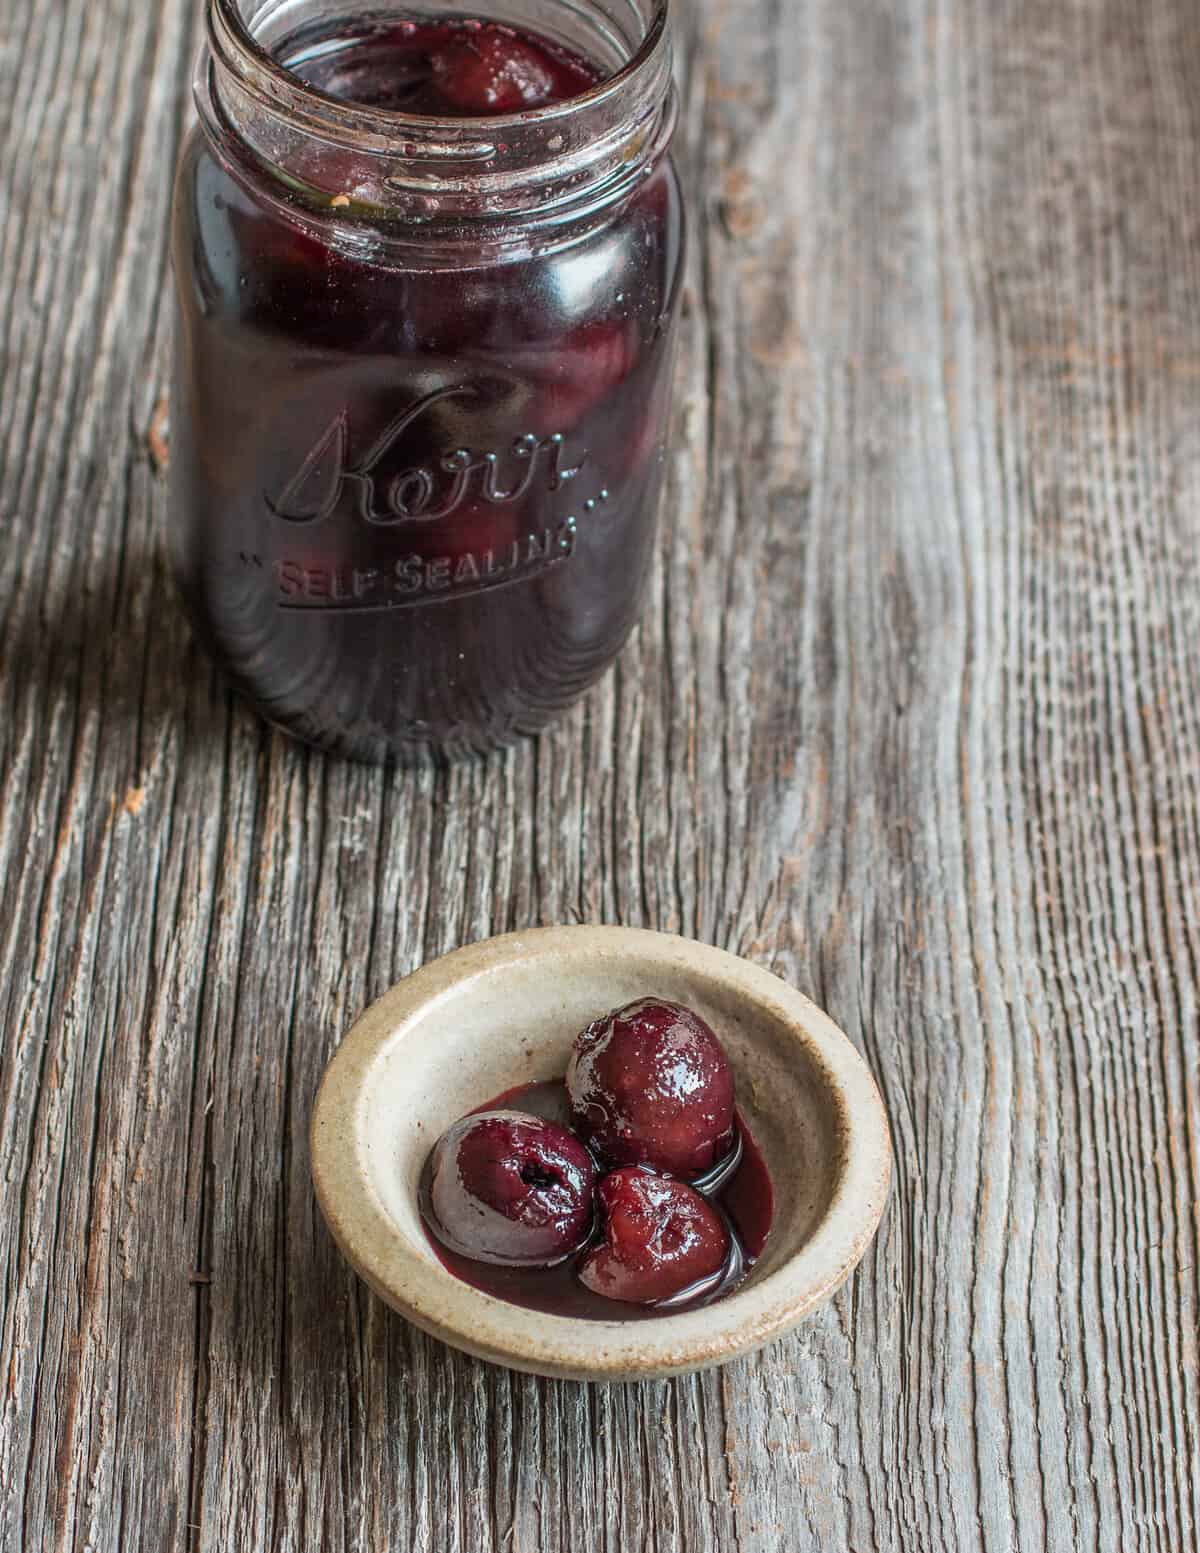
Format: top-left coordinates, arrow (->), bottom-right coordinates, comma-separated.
2,0 -> 1199,1548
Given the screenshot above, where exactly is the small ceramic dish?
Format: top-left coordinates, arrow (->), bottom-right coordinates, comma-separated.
310,925 -> 891,1380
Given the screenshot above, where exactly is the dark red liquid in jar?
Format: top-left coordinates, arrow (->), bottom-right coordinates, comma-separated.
170,10 -> 684,761
420,1081 -> 775,1319
284,15 -> 599,114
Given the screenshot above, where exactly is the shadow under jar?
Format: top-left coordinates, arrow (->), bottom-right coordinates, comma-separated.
170,0 -> 685,762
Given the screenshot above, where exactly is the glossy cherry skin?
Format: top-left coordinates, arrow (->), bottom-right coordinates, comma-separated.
431,24 -> 557,114
577,1167 -> 730,1305
426,1110 -> 596,1266
566,998 -> 736,1177
284,18 -> 597,118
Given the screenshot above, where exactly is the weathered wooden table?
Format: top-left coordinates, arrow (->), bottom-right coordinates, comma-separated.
3,0 -> 1199,1547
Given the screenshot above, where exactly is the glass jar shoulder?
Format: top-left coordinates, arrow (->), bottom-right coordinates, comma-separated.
172,124 -> 684,359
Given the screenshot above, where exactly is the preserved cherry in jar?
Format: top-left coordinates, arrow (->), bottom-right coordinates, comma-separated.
170,0 -> 684,760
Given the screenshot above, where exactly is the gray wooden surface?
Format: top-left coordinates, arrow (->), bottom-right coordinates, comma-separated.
3,0 -> 1199,1547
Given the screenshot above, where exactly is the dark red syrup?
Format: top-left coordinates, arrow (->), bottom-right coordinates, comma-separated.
283,15 -> 599,115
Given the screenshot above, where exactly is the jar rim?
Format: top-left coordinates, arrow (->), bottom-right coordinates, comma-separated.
208,0 -> 670,138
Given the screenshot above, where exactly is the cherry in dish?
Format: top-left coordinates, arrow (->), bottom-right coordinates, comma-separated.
577,1167 -> 732,1306
425,1110 -> 595,1266
566,998 -> 737,1178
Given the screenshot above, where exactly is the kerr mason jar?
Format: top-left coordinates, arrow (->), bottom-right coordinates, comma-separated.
169,0 -> 685,761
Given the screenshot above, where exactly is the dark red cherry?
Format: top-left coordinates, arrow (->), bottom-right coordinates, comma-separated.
426,1110 -> 596,1266
566,998 -> 736,1177
286,18 -> 599,120
530,319 -> 639,430
228,203 -> 330,328
577,1168 -> 730,1305
445,498 -> 522,562
431,25 -> 557,115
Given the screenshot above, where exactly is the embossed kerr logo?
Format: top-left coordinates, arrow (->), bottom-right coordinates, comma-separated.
262,382 -> 606,611
269,383 -> 584,527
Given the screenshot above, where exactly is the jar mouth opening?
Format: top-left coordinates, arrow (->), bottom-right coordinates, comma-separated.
210,0 -> 670,136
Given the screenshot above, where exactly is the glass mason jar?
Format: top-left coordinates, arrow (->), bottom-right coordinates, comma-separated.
170,0 -> 685,762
